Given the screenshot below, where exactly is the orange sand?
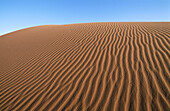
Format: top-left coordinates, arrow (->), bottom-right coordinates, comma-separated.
0,22 -> 170,111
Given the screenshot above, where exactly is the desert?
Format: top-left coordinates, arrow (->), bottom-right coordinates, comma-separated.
0,22 -> 170,111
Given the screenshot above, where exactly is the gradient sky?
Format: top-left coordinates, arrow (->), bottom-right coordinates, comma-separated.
0,0 -> 169,35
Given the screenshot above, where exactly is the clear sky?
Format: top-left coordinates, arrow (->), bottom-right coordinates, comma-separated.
0,0 -> 169,35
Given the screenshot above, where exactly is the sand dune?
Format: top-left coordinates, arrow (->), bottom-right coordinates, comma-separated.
0,22 -> 170,111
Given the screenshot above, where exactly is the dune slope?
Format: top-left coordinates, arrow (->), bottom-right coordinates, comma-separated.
0,23 -> 170,111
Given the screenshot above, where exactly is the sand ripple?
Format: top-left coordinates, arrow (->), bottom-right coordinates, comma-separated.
0,23 -> 170,111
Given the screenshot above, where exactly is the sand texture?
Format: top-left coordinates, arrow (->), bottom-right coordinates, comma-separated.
0,22 -> 170,111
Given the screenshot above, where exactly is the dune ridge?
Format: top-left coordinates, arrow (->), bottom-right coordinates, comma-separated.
0,22 -> 170,111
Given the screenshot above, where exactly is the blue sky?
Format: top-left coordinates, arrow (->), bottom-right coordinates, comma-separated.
0,0 -> 169,35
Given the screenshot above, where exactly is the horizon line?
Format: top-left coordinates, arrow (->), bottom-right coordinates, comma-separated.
1,21 -> 170,36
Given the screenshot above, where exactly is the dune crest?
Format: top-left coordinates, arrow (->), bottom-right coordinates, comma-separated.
0,22 -> 170,111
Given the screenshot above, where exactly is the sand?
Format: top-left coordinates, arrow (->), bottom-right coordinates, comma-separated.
0,22 -> 170,111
